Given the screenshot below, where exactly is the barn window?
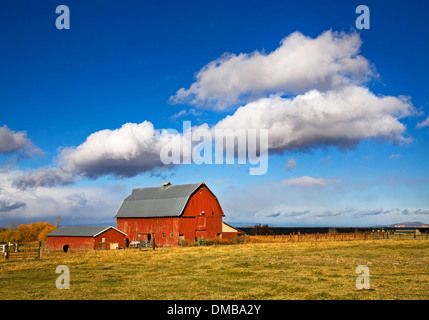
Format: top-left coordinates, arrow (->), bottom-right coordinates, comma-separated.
170,233 -> 173,238
212,209 -> 214,215
162,233 -> 165,238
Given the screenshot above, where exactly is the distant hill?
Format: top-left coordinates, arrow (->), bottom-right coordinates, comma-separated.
387,221 -> 429,228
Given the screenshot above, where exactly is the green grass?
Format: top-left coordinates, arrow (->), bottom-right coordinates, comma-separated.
0,239 -> 428,300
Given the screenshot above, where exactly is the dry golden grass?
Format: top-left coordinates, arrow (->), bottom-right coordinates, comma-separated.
1,239 -> 428,300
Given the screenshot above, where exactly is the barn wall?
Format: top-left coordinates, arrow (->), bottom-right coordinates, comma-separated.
93,228 -> 127,249
116,217 -> 180,246
181,185 -> 223,240
46,236 -> 94,251
221,232 -> 242,240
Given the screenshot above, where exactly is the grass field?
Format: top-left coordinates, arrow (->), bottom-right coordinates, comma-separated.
1,238 -> 428,300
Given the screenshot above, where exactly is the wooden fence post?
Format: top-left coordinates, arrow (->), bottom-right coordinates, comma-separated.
152,234 -> 156,251
38,241 -> 42,259
5,244 -> 9,260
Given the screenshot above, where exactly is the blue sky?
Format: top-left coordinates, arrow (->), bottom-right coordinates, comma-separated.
0,0 -> 428,227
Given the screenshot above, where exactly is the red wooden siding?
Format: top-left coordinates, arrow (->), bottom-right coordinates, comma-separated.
47,228 -> 127,251
180,185 -> 223,241
116,217 -> 179,246
221,231 -> 244,240
93,227 -> 128,249
47,236 -> 95,251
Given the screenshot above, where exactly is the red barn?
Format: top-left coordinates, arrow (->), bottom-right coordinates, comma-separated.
46,226 -> 128,251
115,182 -> 226,246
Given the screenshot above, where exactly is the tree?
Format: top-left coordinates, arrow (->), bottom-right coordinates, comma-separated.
0,222 -> 57,243
254,223 -> 273,235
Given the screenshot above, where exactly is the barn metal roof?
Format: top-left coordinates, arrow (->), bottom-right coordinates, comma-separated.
47,226 -> 126,237
114,182 -> 204,218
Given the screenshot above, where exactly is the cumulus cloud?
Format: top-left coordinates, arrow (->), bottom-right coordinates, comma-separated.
170,30 -> 375,110
214,86 -> 413,153
9,30 -> 416,189
11,121 -> 209,188
58,121 -> 182,179
0,125 -> 42,157
10,85 -> 414,188
15,85 -> 414,187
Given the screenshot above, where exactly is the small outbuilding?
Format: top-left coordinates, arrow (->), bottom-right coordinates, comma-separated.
46,226 -> 128,251
221,221 -> 245,240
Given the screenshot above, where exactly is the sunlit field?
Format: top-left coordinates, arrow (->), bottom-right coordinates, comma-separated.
1,238 -> 428,300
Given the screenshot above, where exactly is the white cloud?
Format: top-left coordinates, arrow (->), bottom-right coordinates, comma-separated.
12,85 -> 414,188
283,176 -> 330,187
170,30 -> 375,110
0,125 -> 42,157
417,116 -> 429,128
170,108 -> 203,120
7,30 -> 416,190
214,86 -> 413,153
58,121 -> 182,179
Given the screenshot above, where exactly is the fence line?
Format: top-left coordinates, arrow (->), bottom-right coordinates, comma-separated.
1,242 -> 43,261
248,231 -> 429,243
